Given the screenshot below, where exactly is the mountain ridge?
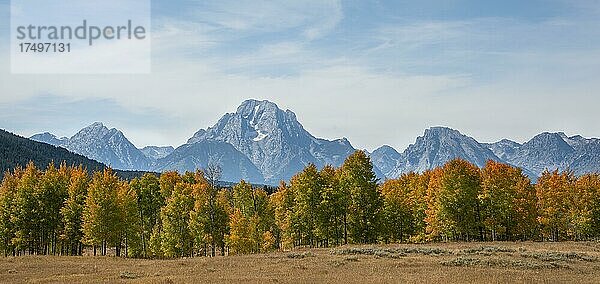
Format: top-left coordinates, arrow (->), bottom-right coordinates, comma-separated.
185,99 -> 362,184
31,122 -> 152,171
28,100 -> 600,184
2,129 -> 149,180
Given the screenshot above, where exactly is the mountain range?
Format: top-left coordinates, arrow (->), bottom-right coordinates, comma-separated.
29,99 -> 600,184
0,129 -> 147,180
31,122 -> 152,171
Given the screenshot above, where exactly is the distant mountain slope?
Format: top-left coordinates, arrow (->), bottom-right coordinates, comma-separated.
187,99 -> 359,184
1,129 -> 105,173
389,127 -> 502,177
0,129 -> 148,180
371,145 -> 402,178
485,132 -> 600,177
483,139 -> 522,161
31,122 -> 151,171
502,132 -> 575,176
154,140 -> 264,184
141,146 -> 174,160
29,132 -> 68,146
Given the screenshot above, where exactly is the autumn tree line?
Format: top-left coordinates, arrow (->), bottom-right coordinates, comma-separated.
1,151 -> 600,258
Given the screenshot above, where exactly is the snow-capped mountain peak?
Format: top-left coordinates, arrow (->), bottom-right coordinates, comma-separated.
183,99 -> 357,184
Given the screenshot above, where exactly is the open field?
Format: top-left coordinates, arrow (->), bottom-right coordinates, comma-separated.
1,242 -> 600,283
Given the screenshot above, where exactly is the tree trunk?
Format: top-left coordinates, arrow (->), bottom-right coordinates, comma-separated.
343,214 -> 348,245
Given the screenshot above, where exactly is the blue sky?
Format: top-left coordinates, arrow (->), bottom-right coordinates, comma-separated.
1,0 -> 600,151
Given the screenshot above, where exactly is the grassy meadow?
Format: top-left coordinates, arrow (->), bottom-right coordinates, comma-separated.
0,242 -> 599,283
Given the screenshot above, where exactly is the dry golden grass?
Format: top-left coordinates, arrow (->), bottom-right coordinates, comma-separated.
1,242 -> 600,283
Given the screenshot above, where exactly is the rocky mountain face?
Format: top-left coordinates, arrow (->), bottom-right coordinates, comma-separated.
483,139 -> 522,160
31,122 -> 151,171
153,140 -> 264,184
385,127 -> 502,178
499,132 -> 574,176
29,132 -> 68,147
186,99 -> 357,184
370,145 -> 402,178
141,146 -> 174,160
369,127 -> 600,181
30,100 -> 364,184
487,132 -> 600,177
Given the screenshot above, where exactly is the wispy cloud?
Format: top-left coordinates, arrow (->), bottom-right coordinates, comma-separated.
373,21 -> 468,51
189,0 -> 343,40
149,1 -> 344,75
152,18 -> 220,55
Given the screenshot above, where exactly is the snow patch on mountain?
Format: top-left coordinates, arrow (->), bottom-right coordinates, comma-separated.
253,130 -> 268,142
